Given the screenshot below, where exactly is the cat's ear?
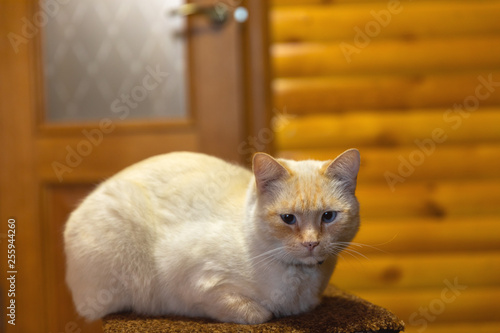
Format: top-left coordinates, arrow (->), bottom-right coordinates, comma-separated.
252,153 -> 290,194
325,149 -> 360,193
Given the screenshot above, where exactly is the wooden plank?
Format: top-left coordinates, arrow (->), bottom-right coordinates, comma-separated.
272,37 -> 500,77
332,252 -> 500,290
356,180 -> 500,220
274,109 -> 500,150
273,72 -> 500,114
347,287 -> 500,325
277,144 -> 500,183
272,2 -> 500,42
344,217 -> 500,254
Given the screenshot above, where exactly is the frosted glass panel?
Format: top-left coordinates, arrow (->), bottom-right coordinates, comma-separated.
43,0 -> 188,122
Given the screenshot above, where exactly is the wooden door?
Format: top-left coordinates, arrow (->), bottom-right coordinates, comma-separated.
0,1 -> 271,332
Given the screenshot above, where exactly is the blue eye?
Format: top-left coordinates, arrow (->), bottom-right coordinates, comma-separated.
322,211 -> 337,223
280,214 -> 296,225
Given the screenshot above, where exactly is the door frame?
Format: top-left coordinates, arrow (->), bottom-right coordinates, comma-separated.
0,0 -> 271,332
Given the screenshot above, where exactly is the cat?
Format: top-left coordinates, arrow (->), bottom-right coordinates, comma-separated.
63,149 -> 361,324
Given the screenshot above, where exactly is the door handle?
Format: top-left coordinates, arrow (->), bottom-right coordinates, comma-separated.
171,3 -> 230,26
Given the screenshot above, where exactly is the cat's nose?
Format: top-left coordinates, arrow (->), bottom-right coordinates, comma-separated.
302,241 -> 319,251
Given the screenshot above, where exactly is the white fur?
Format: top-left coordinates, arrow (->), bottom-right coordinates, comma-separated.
64,151 -> 359,324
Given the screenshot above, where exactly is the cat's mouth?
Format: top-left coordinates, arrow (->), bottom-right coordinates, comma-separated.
298,255 -> 325,266
284,247 -> 327,266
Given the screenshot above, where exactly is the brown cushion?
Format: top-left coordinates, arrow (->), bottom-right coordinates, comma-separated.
102,285 -> 405,333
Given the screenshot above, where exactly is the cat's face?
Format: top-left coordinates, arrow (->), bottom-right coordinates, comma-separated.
252,150 -> 360,266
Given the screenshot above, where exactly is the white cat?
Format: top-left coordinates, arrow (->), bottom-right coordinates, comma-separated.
64,150 -> 360,324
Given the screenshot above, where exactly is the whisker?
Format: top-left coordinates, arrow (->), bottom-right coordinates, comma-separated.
327,246 -> 347,259
336,251 -> 347,263
326,244 -> 369,264
250,246 -> 287,271
334,241 -> 390,255
250,246 -> 284,260
330,248 -> 366,267
251,252 -> 277,269
333,250 -> 367,272
337,233 -> 401,254
369,233 -> 399,247
341,247 -> 370,261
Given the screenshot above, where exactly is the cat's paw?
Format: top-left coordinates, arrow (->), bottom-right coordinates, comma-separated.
210,293 -> 273,325
238,300 -> 273,325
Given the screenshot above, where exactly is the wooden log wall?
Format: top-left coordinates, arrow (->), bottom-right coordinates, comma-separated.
270,0 -> 500,332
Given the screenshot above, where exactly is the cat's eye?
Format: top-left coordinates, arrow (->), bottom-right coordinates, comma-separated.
280,214 -> 296,225
322,211 -> 337,223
